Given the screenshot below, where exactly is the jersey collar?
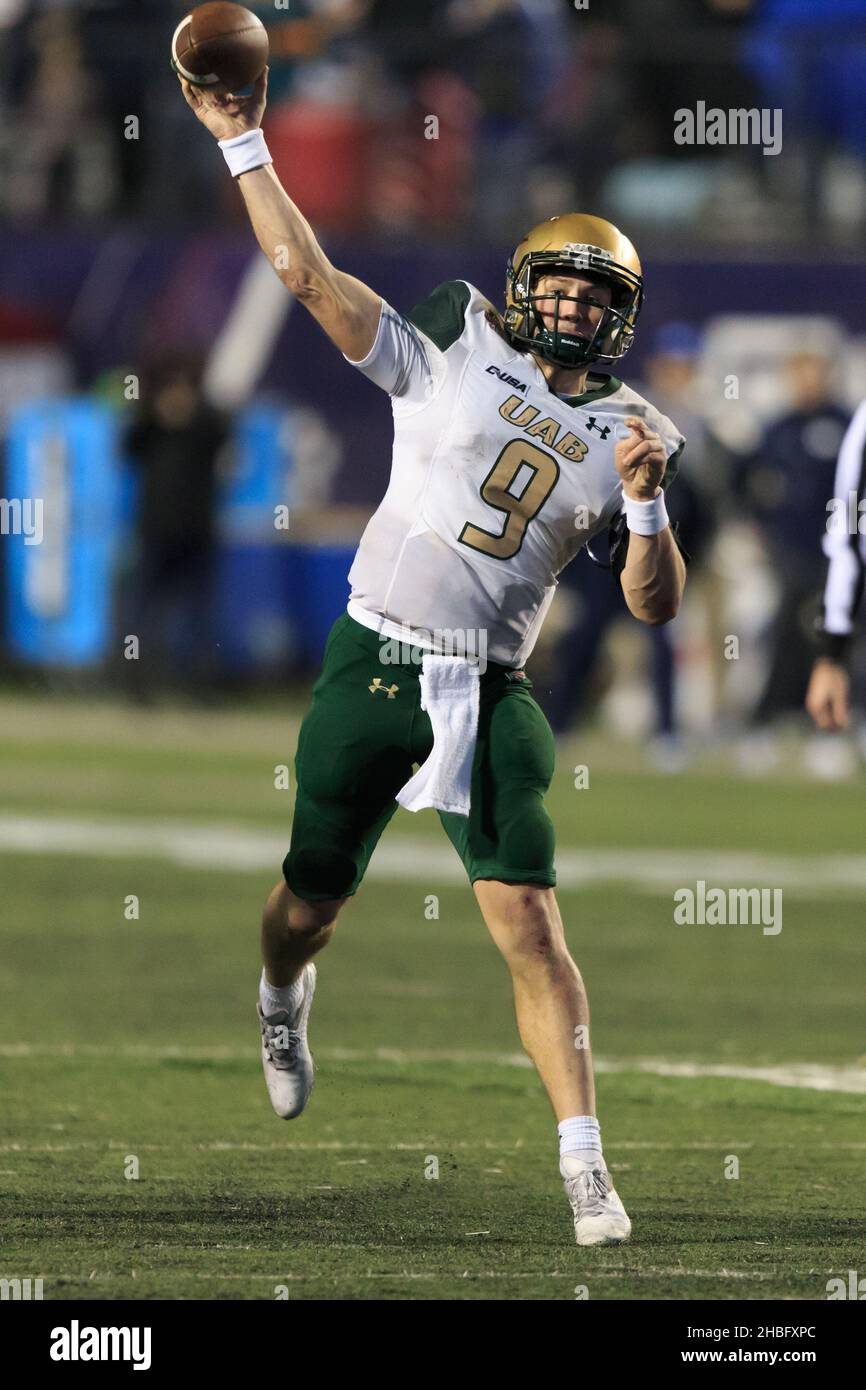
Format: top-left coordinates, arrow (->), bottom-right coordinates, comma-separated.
555,374 -> 622,407
522,350 -> 622,406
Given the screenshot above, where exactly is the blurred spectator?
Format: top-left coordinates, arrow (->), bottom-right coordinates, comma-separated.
639,323 -> 717,498
446,0 -> 570,242
639,321 -> 737,722
1,0 -> 863,243
122,351 -> 231,699
738,351 -> 850,724
746,0 -> 866,235
617,0 -> 761,165
3,8 -> 114,221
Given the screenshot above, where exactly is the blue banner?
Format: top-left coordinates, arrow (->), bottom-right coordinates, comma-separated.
5,400 -> 120,667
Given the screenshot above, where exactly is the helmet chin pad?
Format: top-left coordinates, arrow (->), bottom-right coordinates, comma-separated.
529,325 -> 594,368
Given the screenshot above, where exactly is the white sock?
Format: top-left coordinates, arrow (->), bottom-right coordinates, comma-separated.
558,1114 -> 603,1166
259,968 -> 304,1019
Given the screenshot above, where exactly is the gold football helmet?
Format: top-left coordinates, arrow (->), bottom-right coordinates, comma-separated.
504,214 -> 643,368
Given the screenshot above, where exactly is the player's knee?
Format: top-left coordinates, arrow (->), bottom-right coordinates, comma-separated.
286,898 -> 341,935
263,879 -> 343,938
490,887 -> 565,965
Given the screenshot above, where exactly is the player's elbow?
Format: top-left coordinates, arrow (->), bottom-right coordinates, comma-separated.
647,587 -> 682,624
625,591 -> 680,625
280,264 -> 325,301
642,602 -> 679,626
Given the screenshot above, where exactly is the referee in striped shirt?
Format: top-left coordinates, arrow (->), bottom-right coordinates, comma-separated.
807,401 -> 866,730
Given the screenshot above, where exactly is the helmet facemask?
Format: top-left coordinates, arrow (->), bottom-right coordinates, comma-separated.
504,247 -> 643,369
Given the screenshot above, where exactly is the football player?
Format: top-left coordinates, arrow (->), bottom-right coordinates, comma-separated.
180,69 -> 686,1246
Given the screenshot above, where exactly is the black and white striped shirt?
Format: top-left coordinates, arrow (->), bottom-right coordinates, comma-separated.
816,400 -> 866,661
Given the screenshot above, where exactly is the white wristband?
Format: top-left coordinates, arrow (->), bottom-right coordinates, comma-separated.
622,490 -> 669,536
219,128 -> 272,178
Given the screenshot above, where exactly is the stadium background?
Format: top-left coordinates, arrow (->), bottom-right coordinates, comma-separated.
2,0 -> 866,1304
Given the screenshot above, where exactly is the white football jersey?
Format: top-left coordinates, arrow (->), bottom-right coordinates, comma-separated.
344,280 -> 684,667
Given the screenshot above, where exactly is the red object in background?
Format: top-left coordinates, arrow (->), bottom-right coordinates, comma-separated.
364,72 -> 478,236
265,99 -> 371,235
0,299 -> 59,342
416,72 -> 478,231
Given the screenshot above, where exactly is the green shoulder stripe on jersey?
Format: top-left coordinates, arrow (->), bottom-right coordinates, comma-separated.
405,280 -> 472,351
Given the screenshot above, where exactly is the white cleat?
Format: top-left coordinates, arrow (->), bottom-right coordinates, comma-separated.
561,1155 -> 632,1246
257,963 -> 317,1119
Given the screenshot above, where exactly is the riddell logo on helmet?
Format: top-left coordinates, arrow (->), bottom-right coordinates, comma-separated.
560,243 -> 614,268
486,364 -> 528,392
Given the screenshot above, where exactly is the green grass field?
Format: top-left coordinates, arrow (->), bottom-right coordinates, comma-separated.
1,692 -> 865,1301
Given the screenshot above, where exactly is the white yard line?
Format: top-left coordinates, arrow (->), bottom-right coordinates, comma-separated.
45,1267 -> 779,1282
5,1140 -> 866,1153
1,1041 -> 865,1093
2,811 -> 866,894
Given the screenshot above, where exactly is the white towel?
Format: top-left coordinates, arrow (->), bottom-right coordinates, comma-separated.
396,655 -> 480,815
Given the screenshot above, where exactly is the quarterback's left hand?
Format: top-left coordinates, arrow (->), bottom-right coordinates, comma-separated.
615,417 -> 667,500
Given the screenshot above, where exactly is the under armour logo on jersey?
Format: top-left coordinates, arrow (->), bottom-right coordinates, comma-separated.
369,677 -> 399,698
584,416 -> 612,439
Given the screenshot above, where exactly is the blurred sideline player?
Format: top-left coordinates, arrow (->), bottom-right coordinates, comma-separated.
737,353 -> 848,734
179,69 -> 686,1246
806,399 -> 866,735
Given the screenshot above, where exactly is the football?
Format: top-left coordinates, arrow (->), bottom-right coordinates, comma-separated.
171,2 -> 269,94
